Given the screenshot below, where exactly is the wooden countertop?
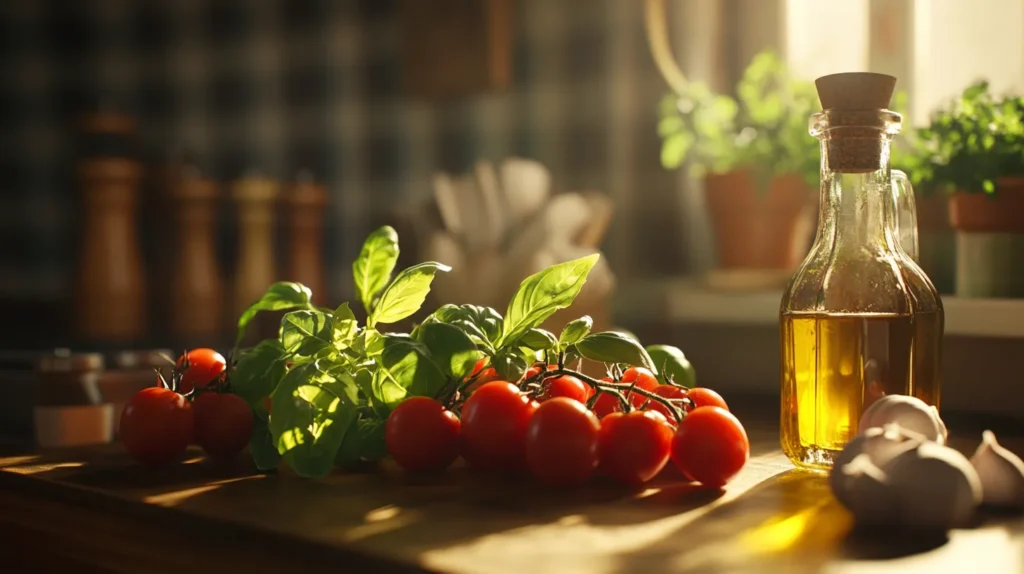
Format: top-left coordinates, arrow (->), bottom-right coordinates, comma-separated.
0,410 -> 1021,574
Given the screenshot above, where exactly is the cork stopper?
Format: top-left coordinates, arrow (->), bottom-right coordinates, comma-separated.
814,73 -> 899,172
815,72 -> 896,110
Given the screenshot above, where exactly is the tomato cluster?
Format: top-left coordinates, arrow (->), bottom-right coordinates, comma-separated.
121,348 -> 254,467
385,364 -> 750,489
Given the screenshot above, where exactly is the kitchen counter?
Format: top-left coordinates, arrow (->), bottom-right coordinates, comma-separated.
0,409 -> 1020,574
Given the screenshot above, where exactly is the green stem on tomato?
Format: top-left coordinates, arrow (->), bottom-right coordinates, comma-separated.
534,367 -> 686,424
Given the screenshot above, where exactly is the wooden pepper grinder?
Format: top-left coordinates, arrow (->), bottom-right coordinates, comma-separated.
169,166 -> 223,342
73,156 -> 146,343
285,171 -> 329,305
232,172 -> 279,319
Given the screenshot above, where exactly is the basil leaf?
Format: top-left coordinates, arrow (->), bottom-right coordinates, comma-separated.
357,419 -> 388,461
559,316 -> 593,350
332,302 -> 358,347
352,226 -> 400,315
499,254 -> 599,347
250,417 -> 281,472
646,344 -> 697,387
280,310 -> 333,356
369,261 -> 451,327
518,328 -> 558,351
334,417 -> 362,469
418,304 -> 502,351
491,351 -> 528,382
371,335 -> 446,410
232,339 -> 288,407
415,322 -> 483,379
463,305 -> 504,344
235,282 -> 312,347
270,362 -> 358,478
576,331 -> 658,373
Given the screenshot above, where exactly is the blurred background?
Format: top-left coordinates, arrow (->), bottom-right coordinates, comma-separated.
4,0 -> 1024,419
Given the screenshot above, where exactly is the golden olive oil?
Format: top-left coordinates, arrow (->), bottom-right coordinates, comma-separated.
780,311 -> 942,470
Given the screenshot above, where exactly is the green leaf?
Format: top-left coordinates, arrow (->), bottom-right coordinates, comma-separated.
576,331 -> 658,374
332,302 -> 358,347
280,310 -> 333,356
333,417 -> 362,469
269,362 -> 358,479
645,344 -> 696,387
353,226 -> 400,315
418,304 -> 503,351
372,336 -> 447,410
518,328 -> 557,351
415,322 -> 483,379
357,419 -> 389,461
232,339 -> 288,407
558,316 -> 593,350
491,350 -> 528,382
369,262 -> 452,328
235,282 -> 312,347
661,132 -> 692,169
500,254 -> 599,348
250,417 -> 281,472
658,115 -> 685,137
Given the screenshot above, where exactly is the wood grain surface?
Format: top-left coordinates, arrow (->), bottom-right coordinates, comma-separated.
1,410 -> 1022,574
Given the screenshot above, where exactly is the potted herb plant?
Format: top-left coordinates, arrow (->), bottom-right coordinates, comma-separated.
913,81 -> 1024,298
657,50 -> 818,280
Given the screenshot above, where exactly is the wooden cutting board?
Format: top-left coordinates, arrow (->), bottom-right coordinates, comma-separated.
0,408 -> 1021,573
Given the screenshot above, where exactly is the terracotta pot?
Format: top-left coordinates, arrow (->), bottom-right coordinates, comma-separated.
704,171 -> 812,270
949,177 -> 1024,233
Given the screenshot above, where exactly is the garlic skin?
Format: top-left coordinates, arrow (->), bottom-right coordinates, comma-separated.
970,430 -> 1024,509
886,441 -> 982,530
858,394 -> 947,444
829,424 -> 923,507
839,454 -> 897,526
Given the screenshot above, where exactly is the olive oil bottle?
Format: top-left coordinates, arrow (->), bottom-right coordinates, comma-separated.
780,73 -> 943,470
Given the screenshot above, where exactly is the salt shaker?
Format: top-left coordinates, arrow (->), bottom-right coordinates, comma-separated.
285,172 -> 329,305
232,172 -> 279,318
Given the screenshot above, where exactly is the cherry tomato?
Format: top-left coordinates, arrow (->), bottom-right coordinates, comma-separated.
192,392 -> 254,459
621,367 -> 660,408
539,375 -> 589,403
671,406 -> 749,487
525,398 -> 601,486
685,387 -> 729,411
647,385 -> 688,423
464,359 -> 504,393
120,386 -> 194,466
385,397 -> 461,472
598,410 -> 674,486
176,348 -> 227,394
460,381 -> 539,472
590,377 -> 622,419
522,363 -> 556,382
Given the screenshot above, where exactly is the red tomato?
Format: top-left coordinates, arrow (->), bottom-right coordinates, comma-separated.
120,387 -> 194,466
591,377 -> 623,418
464,359 -> 504,393
621,367 -> 660,408
193,392 -> 254,459
671,406 -> 749,487
598,410 -> 674,486
385,397 -> 461,472
176,348 -> 227,394
522,363 -> 556,382
525,398 -> 601,486
648,385 -> 688,423
685,388 -> 729,411
539,375 -> 589,403
460,381 -> 539,472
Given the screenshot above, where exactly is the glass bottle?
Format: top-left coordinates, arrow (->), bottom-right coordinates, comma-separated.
779,73 -> 943,471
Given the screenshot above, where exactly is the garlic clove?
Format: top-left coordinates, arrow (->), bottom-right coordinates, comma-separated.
858,394 -> 947,444
830,423 -> 923,506
886,441 -> 982,531
840,453 -> 898,526
969,430 -> 1024,510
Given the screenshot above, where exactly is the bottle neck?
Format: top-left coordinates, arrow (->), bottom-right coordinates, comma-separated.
817,137 -> 901,254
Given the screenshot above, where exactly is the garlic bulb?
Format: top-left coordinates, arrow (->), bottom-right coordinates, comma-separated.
858,394 -> 947,444
839,454 -> 896,526
887,441 -> 982,530
969,430 -> 1024,509
829,423 -> 922,506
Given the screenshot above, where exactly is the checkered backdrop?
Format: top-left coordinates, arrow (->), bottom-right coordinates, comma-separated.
0,0 -> 702,307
